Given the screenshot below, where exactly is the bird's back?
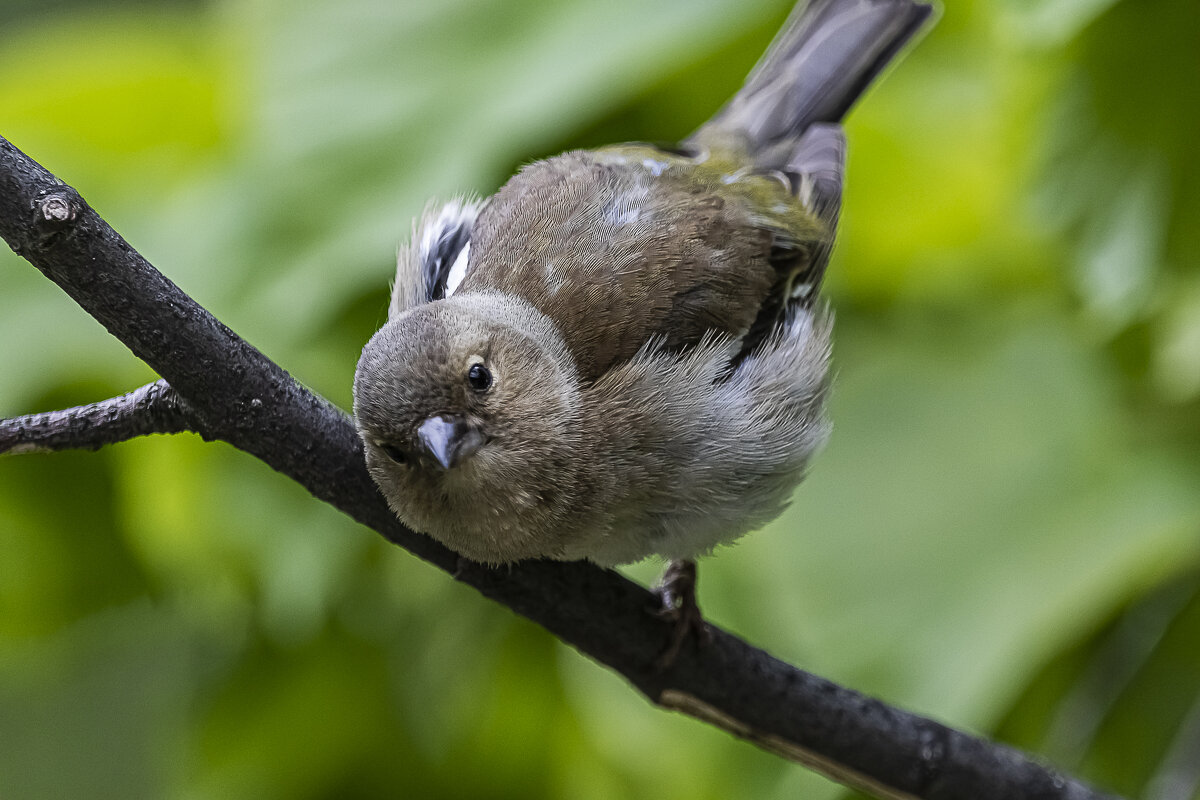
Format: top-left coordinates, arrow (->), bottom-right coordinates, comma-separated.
459,146 -> 821,381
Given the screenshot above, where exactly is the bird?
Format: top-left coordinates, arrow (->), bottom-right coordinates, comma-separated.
354,0 -> 933,665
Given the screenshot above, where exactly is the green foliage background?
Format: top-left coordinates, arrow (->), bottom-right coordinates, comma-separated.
2,0 -> 1199,797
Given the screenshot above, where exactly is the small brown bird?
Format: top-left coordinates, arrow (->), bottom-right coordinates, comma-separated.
354,0 -> 932,661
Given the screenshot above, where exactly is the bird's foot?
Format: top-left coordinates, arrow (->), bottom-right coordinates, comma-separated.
652,559 -> 711,671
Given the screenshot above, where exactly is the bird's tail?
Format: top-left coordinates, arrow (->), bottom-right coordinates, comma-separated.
690,0 -> 933,169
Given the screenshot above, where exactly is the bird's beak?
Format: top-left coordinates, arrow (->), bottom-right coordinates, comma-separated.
416,414 -> 486,470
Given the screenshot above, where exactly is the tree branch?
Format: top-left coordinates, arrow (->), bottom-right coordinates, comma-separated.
0,379 -> 195,454
0,134 -> 1121,800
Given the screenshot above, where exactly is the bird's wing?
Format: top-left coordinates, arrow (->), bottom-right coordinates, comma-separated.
733,124 -> 844,363
460,149 -> 823,381
784,122 -> 845,301
388,197 -> 482,319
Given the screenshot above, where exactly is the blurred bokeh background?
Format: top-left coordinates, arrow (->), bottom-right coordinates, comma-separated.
2,0 -> 1199,797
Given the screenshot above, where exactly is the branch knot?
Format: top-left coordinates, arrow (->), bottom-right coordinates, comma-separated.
39,193 -> 76,223
32,187 -> 83,246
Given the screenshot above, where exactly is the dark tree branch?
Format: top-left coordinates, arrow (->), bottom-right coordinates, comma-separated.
0,379 -> 195,454
0,134 -> 1122,800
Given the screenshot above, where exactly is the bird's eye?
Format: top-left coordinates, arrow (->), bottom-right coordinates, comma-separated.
467,363 -> 493,393
379,443 -> 408,464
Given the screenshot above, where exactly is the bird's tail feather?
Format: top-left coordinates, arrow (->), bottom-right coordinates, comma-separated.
691,0 -> 933,168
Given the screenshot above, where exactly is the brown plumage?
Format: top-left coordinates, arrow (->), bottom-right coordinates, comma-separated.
462,148 -> 818,380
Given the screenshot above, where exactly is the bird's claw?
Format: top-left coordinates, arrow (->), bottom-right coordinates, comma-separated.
652,559 -> 711,671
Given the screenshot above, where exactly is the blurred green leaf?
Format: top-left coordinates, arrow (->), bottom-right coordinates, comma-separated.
998,0 -> 1122,48
1000,573 -> 1200,799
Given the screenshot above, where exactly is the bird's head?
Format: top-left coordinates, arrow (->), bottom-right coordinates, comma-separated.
353,292 -> 583,563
